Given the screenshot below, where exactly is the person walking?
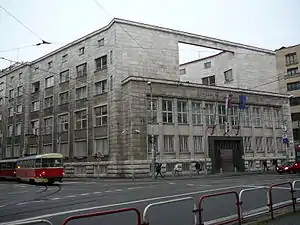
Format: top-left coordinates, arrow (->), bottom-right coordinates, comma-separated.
155,162 -> 164,178
262,160 -> 269,171
195,162 -> 201,175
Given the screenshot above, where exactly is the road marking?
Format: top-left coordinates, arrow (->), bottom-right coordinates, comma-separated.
187,184 -> 194,186
92,192 -> 102,194
0,205 -> 7,208
65,195 -> 76,198
50,198 -> 61,200
16,202 -> 29,206
2,185 -> 242,224
104,190 -> 112,193
8,191 -> 29,194
32,200 -> 44,203
80,193 -> 90,196
114,189 -> 122,192
169,182 -> 175,185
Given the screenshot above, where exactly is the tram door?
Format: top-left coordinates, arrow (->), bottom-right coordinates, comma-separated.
220,148 -> 233,172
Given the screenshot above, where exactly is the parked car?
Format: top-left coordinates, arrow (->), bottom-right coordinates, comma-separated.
276,161 -> 300,174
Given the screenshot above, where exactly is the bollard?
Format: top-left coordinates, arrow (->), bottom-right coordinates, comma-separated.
220,168 -> 223,174
234,167 -> 237,173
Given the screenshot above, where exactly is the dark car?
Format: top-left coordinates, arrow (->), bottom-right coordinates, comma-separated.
276,161 -> 300,174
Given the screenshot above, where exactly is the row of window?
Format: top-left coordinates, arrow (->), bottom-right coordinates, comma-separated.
147,98 -> 282,128
286,52 -> 298,66
148,135 -> 285,153
6,105 -> 107,136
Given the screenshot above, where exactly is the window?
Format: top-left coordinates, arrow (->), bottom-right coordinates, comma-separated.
17,86 -> 23,96
205,103 -> 215,125
8,125 -> 13,137
6,146 -> 12,158
59,143 -> 69,157
32,81 -> 40,93
193,136 -> 203,152
276,137 -> 283,152
44,96 -> 53,108
94,138 -> 109,155
192,102 -> 202,125
163,135 -> 174,152
58,114 -> 69,132
231,106 -> 239,126
75,110 -> 87,129
264,108 -> 272,127
177,101 -> 188,124
218,104 -> 226,124
95,80 -> 107,95
14,145 -> 20,157
255,137 -> 263,152
35,67 -> 39,73
204,62 -> 211,69
76,63 -> 87,77
287,67 -> 298,76
45,76 -> 54,88
274,108 -> 282,128
98,38 -> 104,47
162,99 -> 173,123
16,123 -> 22,136
147,135 -> 159,153
146,98 -> 157,123
266,137 -> 273,152
44,117 -> 53,134
79,47 -> 85,55
287,81 -> 300,91
32,100 -> 40,111
16,105 -> 22,114
224,69 -> 233,82
95,55 -> 107,70
60,70 -> 69,83
43,145 -> 53,154
0,82 -> 4,90
9,89 -> 14,99
74,141 -> 87,157
290,97 -> 300,106
252,107 -> 261,127
180,68 -> 186,75
179,135 -> 189,152
94,105 -> 107,126
62,54 -> 68,63
110,50 -> 113,64
202,75 -> 215,86
76,86 -> 87,100
31,120 -> 39,135
243,137 -> 252,152
59,91 -> 69,105
110,75 -> 113,91
8,107 -> 13,117
240,108 -> 250,127
48,61 -> 52,69
286,53 -> 297,66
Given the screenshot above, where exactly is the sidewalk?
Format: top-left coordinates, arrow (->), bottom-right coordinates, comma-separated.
63,170 -> 278,182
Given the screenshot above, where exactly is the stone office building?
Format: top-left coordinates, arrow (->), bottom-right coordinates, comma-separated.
0,18 -> 292,176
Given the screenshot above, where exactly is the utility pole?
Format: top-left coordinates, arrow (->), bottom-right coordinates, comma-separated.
148,81 -> 156,180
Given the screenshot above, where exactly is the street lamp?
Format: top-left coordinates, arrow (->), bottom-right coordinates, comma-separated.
147,81 -> 156,180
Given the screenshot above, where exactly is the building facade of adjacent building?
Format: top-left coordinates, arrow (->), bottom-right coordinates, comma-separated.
276,44 -> 300,144
179,50 -> 279,93
0,18 -> 293,177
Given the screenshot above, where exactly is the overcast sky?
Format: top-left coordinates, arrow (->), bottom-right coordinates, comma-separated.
0,0 -> 299,69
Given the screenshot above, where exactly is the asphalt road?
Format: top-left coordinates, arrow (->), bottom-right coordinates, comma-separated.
0,174 -> 300,225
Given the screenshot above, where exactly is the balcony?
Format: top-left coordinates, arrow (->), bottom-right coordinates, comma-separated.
286,61 -> 298,66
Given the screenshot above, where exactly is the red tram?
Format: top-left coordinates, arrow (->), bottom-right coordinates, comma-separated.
0,158 -> 17,179
16,153 -> 64,185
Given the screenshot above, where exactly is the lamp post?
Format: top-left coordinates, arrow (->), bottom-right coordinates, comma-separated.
147,81 -> 156,180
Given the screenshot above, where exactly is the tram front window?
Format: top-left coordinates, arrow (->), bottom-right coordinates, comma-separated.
42,158 -> 63,167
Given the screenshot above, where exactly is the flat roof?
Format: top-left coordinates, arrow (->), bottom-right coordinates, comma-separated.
122,76 -> 289,99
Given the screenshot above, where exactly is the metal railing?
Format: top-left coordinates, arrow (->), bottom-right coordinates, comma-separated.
10,220 -> 53,225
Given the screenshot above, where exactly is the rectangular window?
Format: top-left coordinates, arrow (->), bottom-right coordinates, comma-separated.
205,103 -> 215,125
74,141 -> 87,157
0,82 -> 4,90
32,81 -> 40,93
255,137 -> 263,152
60,70 -> 69,83
290,97 -> 300,106
276,137 -> 283,152
202,75 -> 215,86
58,114 -> 69,132
180,68 -> 186,75
98,38 -> 104,47
266,137 -> 273,152
146,98 -> 157,123
193,136 -> 203,152
16,123 -> 22,136
163,135 -> 174,152
75,110 -> 87,129
147,135 -> 159,153
95,55 -> 108,71
16,104 -> 22,114
231,106 -> 239,126
0,98 -> 3,105
177,101 -> 188,124
287,67 -> 298,76
76,63 -> 87,77
224,69 -> 233,82
79,47 -> 85,55
94,105 -> 107,126
264,108 -> 272,127
94,138 -> 109,155
240,108 -> 250,127
243,136 -> 252,152
9,89 -> 14,99
252,107 -> 261,127
286,52 -> 297,66
95,80 -> 107,95
62,54 -> 68,63
179,135 -> 189,152
8,107 -> 13,117
31,120 -> 39,135
44,117 -> 53,134
17,86 -> 23,96
274,108 -> 282,128
76,86 -> 87,100
44,96 -> 53,108
162,99 -> 173,123
204,62 -> 211,69
8,125 -> 13,136
218,104 -> 226,124
287,81 -> 300,91
48,61 -> 52,69
59,91 -> 69,105
32,100 -> 40,111
192,102 -> 202,125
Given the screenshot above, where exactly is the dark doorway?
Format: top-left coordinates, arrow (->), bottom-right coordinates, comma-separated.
208,136 -> 244,174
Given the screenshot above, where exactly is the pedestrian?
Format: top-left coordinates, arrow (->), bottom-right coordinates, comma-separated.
262,160 -> 269,171
173,162 -> 180,176
155,162 -> 164,178
195,162 -> 201,175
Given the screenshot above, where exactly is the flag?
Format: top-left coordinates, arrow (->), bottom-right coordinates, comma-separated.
239,95 -> 248,109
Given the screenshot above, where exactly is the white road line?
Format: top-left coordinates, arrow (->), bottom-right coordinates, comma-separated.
187,184 -> 194,186
169,182 -> 176,185
0,205 -> 7,208
92,192 -> 102,194
50,198 -> 61,200
65,195 -> 76,198
2,185 -> 242,225
114,189 -> 122,192
8,191 -> 29,194
16,202 -> 29,206
32,200 -> 44,203
80,193 -> 90,196
104,190 -> 112,193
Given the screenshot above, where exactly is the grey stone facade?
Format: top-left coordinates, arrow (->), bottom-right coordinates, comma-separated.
0,18 -> 293,177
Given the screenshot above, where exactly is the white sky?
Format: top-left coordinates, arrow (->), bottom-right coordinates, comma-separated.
0,0 -> 299,69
